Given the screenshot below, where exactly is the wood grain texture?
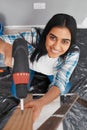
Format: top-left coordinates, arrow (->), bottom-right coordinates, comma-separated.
3,94 -> 33,130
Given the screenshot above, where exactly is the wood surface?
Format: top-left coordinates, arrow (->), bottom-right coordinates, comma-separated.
3,94 -> 33,130
37,94 -> 79,130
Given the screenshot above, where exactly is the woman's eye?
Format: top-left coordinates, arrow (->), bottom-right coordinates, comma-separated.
49,35 -> 56,41
62,39 -> 70,44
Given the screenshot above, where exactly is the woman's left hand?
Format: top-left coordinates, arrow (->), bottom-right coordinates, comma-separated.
24,99 -> 43,122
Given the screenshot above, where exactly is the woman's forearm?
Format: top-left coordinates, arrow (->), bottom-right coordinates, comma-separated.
38,86 -> 60,106
24,86 -> 60,122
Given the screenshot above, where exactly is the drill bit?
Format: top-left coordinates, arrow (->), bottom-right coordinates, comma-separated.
20,99 -> 24,114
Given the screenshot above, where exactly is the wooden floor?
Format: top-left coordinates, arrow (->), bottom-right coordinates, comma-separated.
3,95 -> 33,130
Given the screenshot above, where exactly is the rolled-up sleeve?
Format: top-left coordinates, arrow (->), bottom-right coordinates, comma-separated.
49,46 -> 80,94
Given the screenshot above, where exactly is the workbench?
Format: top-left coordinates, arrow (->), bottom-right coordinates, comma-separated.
2,95 -> 63,130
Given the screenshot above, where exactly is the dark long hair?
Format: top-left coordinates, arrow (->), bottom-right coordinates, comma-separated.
30,13 -> 77,63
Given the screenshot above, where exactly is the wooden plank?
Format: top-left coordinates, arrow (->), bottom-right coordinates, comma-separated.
3,94 -> 33,130
37,94 -> 79,130
3,93 -> 87,130
77,97 -> 87,108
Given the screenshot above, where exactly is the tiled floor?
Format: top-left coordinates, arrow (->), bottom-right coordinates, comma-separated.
33,96 -> 63,130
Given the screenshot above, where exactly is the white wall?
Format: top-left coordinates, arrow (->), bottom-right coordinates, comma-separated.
0,0 -> 87,26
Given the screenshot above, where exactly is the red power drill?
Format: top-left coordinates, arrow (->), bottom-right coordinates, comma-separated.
12,38 -> 29,113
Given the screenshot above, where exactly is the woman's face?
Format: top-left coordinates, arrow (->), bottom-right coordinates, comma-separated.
45,26 -> 71,58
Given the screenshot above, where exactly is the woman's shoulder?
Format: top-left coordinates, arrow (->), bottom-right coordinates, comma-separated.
60,44 -> 80,61
69,44 -> 80,53
64,44 -> 80,62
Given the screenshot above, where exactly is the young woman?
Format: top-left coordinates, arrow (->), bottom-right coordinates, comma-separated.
1,13 -> 80,122
23,13 -> 80,121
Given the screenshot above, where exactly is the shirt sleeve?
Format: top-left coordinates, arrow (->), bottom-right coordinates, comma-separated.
20,27 -> 40,55
20,27 -> 40,46
20,27 -> 39,55
49,46 -> 80,94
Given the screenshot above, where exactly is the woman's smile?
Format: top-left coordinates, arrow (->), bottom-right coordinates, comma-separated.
50,47 -> 62,54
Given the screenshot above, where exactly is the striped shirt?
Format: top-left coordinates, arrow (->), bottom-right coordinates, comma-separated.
28,43 -> 80,94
